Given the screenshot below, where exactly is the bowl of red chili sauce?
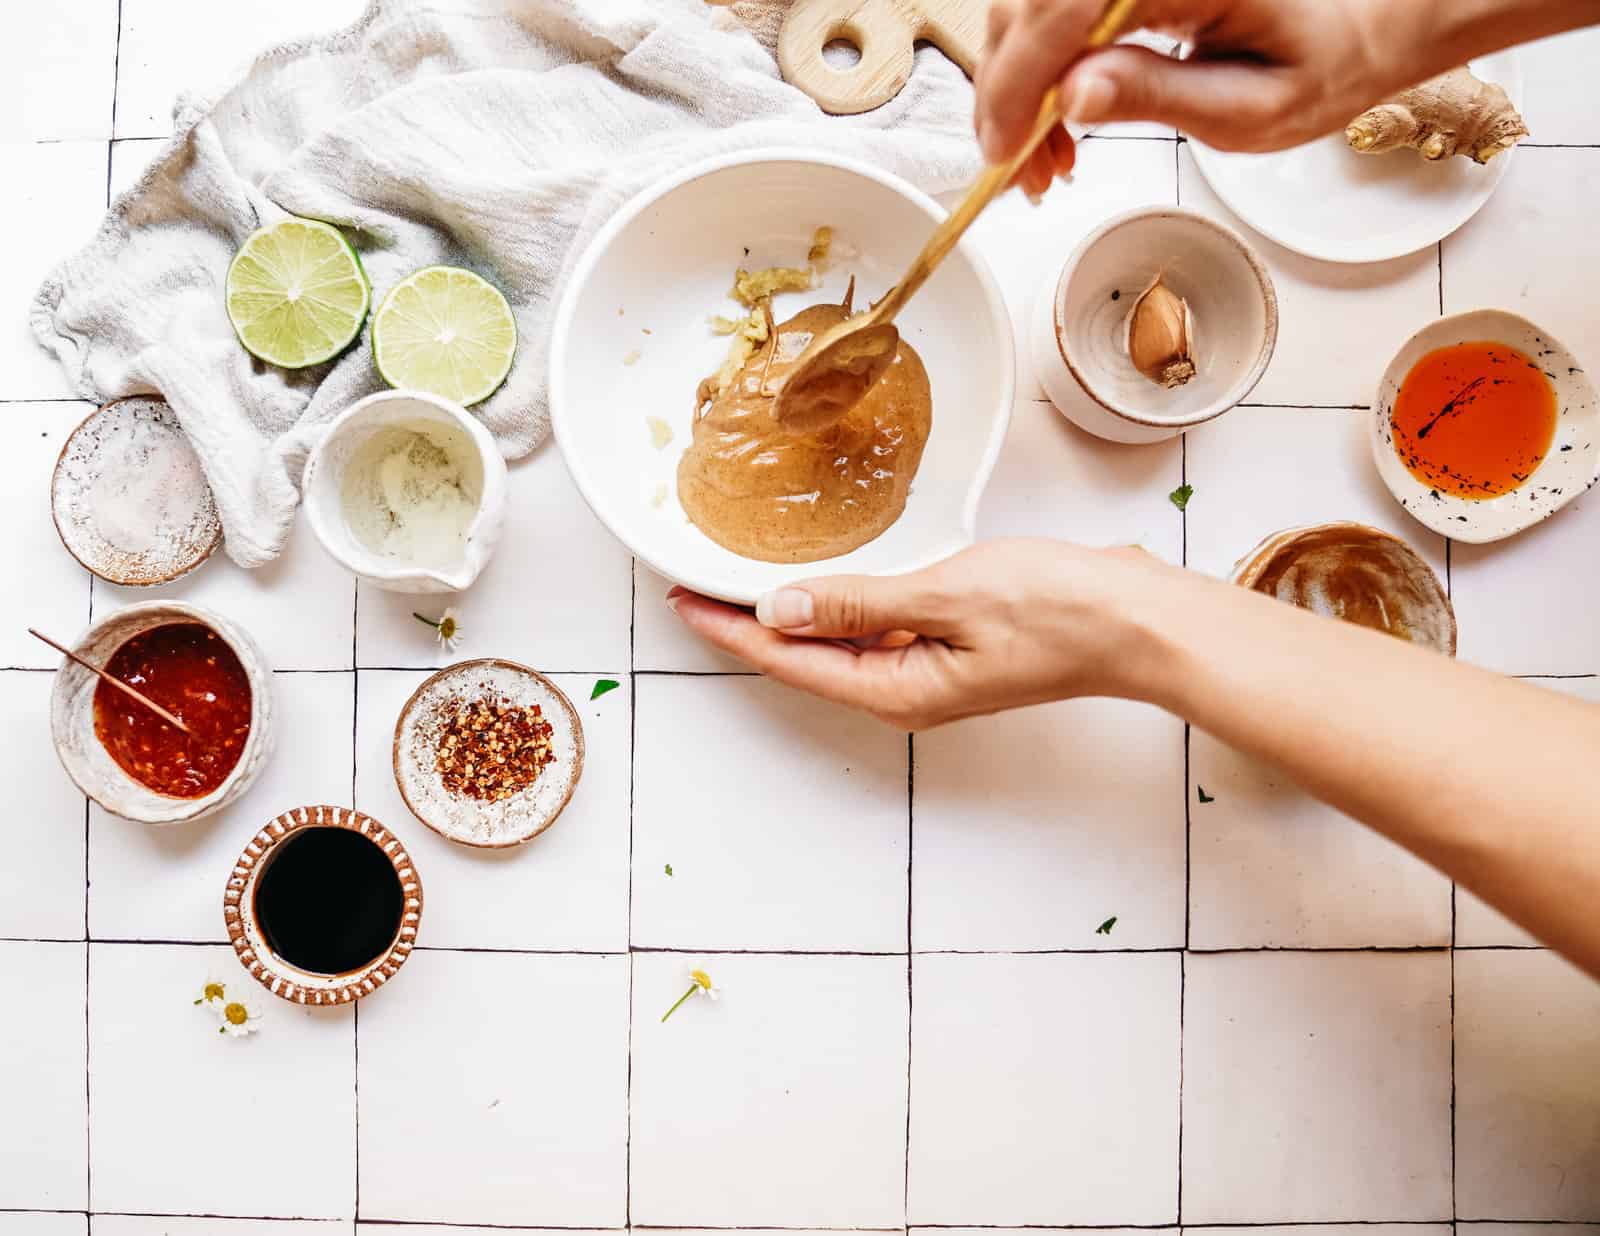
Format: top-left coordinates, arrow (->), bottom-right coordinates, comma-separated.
49,602 -> 273,824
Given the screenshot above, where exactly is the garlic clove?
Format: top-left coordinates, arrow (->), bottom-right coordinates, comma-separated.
1125,274 -> 1197,389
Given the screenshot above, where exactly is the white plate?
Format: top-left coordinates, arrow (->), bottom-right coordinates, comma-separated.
1189,52 -> 1523,263
550,150 -> 1014,606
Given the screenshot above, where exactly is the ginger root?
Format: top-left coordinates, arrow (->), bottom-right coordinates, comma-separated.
1345,66 -> 1528,165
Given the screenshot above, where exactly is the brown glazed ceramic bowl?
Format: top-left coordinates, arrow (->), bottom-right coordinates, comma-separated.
224,805 -> 423,1006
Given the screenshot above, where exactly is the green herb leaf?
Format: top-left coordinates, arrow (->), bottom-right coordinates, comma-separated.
1169,483 -> 1194,512
1197,786 -> 1215,803
590,679 -> 621,700
665,863 -> 673,877
1095,916 -> 1118,935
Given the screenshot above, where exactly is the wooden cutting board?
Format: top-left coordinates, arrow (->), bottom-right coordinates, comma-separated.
776,0 -> 986,115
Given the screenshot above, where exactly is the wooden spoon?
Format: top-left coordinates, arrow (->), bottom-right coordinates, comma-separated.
772,0 -> 1139,435
28,627 -> 193,735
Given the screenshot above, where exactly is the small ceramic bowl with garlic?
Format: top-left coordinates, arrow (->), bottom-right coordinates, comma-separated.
1031,206 -> 1279,444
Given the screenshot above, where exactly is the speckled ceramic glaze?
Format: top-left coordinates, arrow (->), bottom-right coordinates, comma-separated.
49,601 -> 273,825
51,398 -> 222,586
1373,309 -> 1600,544
1032,206 -> 1278,445
393,659 -> 585,849
1231,522 -> 1457,656
224,805 -> 423,1006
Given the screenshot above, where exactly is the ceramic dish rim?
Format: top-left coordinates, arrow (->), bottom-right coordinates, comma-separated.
1369,307 -> 1600,545
1052,205 -> 1279,429
1186,50 -> 1523,264
51,396 -> 225,587
547,145 -> 1016,605
48,599 -> 273,826
223,804 -> 423,1006
391,657 -> 587,850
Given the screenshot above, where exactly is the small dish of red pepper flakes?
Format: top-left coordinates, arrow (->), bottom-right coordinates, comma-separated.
434,696 -> 557,803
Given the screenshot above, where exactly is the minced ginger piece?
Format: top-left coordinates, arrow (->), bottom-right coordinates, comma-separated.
646,416 -> 673,449
704,229 -> 838,398
807,225 -> 833,266
623,349 -> 642,366
706,305 -> 771,393
730,264 -> 815,308
650,483 -> 669,509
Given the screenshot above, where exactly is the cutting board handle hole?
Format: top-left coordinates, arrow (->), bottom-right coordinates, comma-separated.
823,34 -> 864,69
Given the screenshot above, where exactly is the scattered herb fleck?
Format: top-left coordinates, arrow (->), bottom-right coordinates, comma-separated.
1110,289 -> 1121,301
1095,916 -> 1118,935
1197,786 -> 1215,803
665,863 -> 674,877
591,678 -> 621,701
1169,483 -> 1194,511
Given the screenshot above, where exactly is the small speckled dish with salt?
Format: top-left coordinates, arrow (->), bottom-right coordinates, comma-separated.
52,398 -> 222,585
393,659 -> 585,849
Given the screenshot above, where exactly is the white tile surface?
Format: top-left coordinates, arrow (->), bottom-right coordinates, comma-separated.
89,943 -> 354,1217
1520,28 -> 1600,144
108,138 -> 169,201
97,518 -> 355,671
1190,1227 -> 1448,1236
1452,487 -> 1600,674
1185,405 -> 1447,582
97,1222 -> 351,1235
0,405 -> 92,670
632,676 -> 909,952
631,952 -> 908,1226
1460,1227 -> 1600,1236
963,139 -> 1176,399
1178,145 -> 1442,409
914,698 -> 1185,950
1456,949 -> 1600,1220
357,950 -> 628,1226
1444,149 -> 1600,357
0,1 -> 117,142
0,1218 -> 84,1236
88,672 -> 353,942
353,670 -> 629,951
114,0 -> 371,138
979,396 -> 1183,559
0,941 -> 86,1210
356,446 -> 631,672
909,952 -> 1179,1224
635,562 -> 752,673
1182,952 -> 1452,1221
0,672 -> 86,939
1,142 -> 109,401
1189,727 -> 1452,948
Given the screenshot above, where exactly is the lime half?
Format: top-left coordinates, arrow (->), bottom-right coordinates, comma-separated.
372,266 -> 517,406
225,218 -> 371,369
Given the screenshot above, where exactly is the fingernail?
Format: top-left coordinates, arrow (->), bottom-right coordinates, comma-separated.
1024,189 -> 1044,207
664,588 -> 684,615
1064,72 -> 1115,124
755,587 -> 814,630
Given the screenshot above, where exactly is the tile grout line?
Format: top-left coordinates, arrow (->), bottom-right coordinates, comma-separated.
1438,227 -> 1458,1226
352,549 -> 362,1220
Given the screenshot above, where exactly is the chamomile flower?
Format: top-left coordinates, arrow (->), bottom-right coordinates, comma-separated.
413,607 -> 463,652
661,967 -> 720,1022
212,994 -> 262,1038
193,975 -> 229,1009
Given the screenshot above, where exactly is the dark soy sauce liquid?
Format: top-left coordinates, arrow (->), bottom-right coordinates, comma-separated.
254,828 -> 404,975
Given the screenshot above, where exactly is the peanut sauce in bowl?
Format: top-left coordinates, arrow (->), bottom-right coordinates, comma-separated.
93,623 -> 251,798
50,601 -> 274,825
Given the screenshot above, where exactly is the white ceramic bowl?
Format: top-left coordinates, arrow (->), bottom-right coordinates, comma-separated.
1372,309 -> 1600,543
1031,207 -> 1278,444
550,149 -> 1014,604
303,389 -> 509,594
49,601 -> 274,825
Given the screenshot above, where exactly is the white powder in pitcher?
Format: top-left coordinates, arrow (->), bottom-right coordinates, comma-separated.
341,426 -> 482,569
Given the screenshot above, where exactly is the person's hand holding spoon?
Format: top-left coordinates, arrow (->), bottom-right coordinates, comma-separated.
771,0 -> 1138,436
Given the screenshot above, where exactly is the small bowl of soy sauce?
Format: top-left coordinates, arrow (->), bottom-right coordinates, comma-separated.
224,805 -> 424,1006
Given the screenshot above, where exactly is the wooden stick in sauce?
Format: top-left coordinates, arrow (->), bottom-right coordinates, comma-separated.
28,627 -> 194,736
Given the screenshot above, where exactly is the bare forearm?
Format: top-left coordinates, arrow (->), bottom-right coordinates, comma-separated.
1368,0 -> 1600,89
1121,564 -> 1600,976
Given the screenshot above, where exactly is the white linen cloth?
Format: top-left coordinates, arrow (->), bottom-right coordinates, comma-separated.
32,0 -> 981,567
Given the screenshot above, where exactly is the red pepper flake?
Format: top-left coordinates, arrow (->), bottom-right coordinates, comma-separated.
434,695 -> 556,802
